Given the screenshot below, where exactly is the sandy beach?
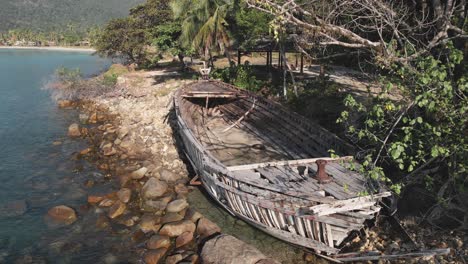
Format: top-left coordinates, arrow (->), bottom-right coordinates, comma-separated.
0,46 -> 95,52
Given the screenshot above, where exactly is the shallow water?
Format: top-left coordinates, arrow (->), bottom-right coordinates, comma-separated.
188,188 -> 309,263
0,49 -> 121,262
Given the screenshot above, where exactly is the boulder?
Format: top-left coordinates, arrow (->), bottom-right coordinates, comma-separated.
174,184 -> 189,196
161,212 -> 184,224
117,188 -> 132,203
144,198 -> 170,212
96,213 -> 110,229
57,100 -> 74,108
67,124 -> 81,137
166,199 -> 188,213
47,205 -> 77,225
89,112 -> 98,124
176,231 -> 193,248
159,220 -> 196,237
144,248 -> 167,264
196,218 -> 221,239
165,254 -> 183,264
147,235 -> 171,249
140,214 -> 162,233
142,178 -> 168,199
108,202 -> 126,219
0,199 -> 28,217
131,167 -> 148,180
184,209 -> 203,223
79,148 -> 92,155
201,235 -> 279,264
159,169 -> 180,182
87,195 -> 104,204
99,198 -> 115,207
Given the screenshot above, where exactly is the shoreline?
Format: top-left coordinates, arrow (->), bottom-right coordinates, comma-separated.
53,68 -> 284,264
0,46 -> 96,53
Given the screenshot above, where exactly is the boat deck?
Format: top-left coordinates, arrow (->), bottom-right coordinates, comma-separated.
227,161 -> 369,200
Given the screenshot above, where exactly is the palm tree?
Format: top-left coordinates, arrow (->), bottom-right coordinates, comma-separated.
171,0 -> 232,64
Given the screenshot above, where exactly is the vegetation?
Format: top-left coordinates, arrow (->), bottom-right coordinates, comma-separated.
247,0 -> 467,226
0,27 -> 98,46
0,0 -> 144,33
211,64 -> 265,91
90,0 -> 467,227
93,0 -> 270,66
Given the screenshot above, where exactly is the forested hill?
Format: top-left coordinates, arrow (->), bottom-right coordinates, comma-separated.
0,0 -> 145,32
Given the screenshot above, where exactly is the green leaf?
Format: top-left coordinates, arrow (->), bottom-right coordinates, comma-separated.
390,147 -> 401,160
431,146 -> 439,157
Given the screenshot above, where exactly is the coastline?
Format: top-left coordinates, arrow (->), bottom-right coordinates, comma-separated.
0,46 -> 95,53
52,67 -> 286,264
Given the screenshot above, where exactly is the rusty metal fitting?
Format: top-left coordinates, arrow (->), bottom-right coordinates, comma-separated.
315,159 -> 332,184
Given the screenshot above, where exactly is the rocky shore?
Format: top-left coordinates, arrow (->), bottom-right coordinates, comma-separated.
48,65 -> 466,264
54,68 -> 279,264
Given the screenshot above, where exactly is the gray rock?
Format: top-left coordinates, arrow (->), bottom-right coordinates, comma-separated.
142,178 -> 168,199
201,235 -> 279,264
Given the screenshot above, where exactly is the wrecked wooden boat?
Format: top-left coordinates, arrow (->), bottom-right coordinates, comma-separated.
174,80 -> 391,255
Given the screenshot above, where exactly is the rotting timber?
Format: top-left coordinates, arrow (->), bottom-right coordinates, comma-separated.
174,80 -> 391,255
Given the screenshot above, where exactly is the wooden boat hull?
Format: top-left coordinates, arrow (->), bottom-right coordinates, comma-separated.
174,80 -> 390,255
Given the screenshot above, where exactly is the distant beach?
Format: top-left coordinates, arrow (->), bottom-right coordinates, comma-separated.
0,46 -> 95,52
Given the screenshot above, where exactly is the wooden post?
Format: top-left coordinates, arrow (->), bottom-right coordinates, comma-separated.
300,53 -> 304,74
266,51 -> 269,67
278,51 -> 281,69
295,53 -> 298,68
237,50 -> 241,65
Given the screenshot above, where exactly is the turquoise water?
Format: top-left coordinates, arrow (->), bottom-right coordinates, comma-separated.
0,49 -> 119,262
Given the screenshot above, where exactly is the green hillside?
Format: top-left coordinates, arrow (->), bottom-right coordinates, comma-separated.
0,0 -> 145,32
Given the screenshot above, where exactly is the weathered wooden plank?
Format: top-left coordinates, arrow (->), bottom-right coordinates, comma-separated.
233,99 -> 325,157
335,248 -> 451,262
227,156 -> 353,171
226,102 -> 309,159
220,105 -> 297,159
308,192 -> 391,216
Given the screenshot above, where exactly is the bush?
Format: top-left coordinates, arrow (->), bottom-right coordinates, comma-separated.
101,64 -> 129,86
211,64 -> 264,92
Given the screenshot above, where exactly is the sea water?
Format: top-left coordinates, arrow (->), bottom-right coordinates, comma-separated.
0,49 -> 120,262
